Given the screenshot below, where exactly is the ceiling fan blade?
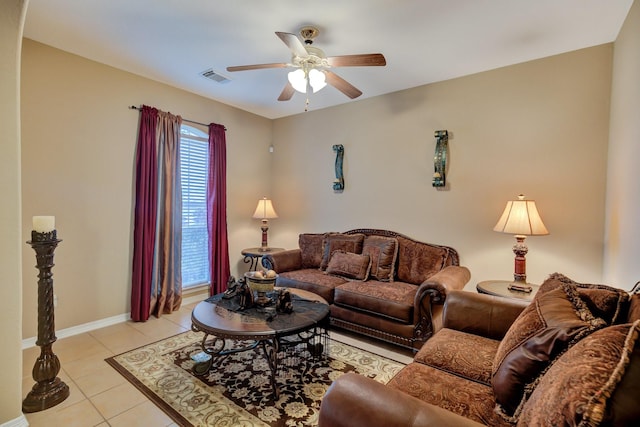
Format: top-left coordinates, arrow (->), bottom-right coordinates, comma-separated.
327,53 -> 387,67
275,32 -> 309,58
278,81 -> 295,101
324,70 -> 362,99
226,63 -> 288,72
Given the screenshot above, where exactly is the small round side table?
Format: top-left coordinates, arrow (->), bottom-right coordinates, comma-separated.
241,247 -> 285,271
476,280 -> 540,302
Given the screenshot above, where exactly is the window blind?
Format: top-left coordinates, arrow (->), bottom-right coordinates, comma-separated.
180,126 -> 210,287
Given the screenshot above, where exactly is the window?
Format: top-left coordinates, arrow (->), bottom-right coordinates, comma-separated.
180,125 -> 209,288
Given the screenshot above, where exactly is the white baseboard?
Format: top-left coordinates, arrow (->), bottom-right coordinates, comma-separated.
21,290 -> 208,350
0,414 -> 28,427
22,313 -> 129,350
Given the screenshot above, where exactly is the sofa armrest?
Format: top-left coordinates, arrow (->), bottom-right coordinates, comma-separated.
411,266 -> 471,339
261,249 -> 302,273
442,290 -> 529,340
418,265 -> 471,304
318,373 -> 485,427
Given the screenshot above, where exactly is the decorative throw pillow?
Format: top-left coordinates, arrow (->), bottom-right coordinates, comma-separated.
546,272 -> 630,324
395,236 -> 449,284
319,233 -> 365,270
325,250 -> 371,281
517,320 -> 640,427
362,235 -> 398,281
299,233 -> 326,269
492,281 -> 607,421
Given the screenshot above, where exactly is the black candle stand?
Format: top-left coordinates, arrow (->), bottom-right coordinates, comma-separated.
22,230 -> 69,413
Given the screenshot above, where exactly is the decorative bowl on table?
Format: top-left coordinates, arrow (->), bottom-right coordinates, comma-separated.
244,271 -> 278,306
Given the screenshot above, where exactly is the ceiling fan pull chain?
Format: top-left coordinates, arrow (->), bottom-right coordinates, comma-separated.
305,97 -> 310,112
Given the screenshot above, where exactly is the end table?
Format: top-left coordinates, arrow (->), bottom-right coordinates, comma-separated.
476,280 -> 540,302
241,247 -> 285,271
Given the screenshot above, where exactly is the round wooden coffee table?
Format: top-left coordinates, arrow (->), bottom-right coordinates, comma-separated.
190,288 -> 329,398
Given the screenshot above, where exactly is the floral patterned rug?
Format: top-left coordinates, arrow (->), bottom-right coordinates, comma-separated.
106,330 -> 405,426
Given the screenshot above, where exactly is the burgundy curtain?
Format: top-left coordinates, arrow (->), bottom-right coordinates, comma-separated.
131,106 -> 158,322
207,123 -> 230,295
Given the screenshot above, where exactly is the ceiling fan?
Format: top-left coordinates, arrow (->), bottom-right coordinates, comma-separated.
226,26 -> 386,102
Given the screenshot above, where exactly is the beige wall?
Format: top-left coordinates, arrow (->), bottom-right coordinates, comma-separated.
21,39 -> 273,338
604,0 -> 640,290
1,1 -> 28,424
272,45 -> 613,289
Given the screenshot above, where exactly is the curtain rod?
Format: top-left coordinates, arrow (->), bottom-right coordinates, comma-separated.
128,105 -> 226,130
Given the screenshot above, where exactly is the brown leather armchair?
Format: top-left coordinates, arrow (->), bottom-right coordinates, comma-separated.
319,282 -> 640,427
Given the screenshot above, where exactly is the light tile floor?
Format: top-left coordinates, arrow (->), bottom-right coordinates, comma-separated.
22,302 -> 413,427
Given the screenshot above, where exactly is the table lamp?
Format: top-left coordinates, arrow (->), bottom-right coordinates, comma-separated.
252,197 -> 278,251
493,194 -> 549,291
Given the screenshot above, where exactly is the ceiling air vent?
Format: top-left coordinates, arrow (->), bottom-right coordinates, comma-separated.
200,68 -> 231,84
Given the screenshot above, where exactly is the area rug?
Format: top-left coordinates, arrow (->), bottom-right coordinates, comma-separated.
105,330 -> 405,426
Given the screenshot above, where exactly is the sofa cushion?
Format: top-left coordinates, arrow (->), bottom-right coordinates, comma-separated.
387,363 -> 512,427
362,235 -> 398,282
277,269 -> 347,304
547,272 -> 629,324
415,328 -> 500,386
325,250 -> 371,281
518,320 -> 640,427
299,233 -> 325,269
320,233 -> 365,270
395,236 -> 448,284
492,281 -> 607,419
334,280 -> 416,323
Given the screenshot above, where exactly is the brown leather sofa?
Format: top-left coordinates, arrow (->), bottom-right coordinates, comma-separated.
319,274 -> 640,427
262,229 -> 470,350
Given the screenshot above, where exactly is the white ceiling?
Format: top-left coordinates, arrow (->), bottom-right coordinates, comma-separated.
23,0 -> 633,119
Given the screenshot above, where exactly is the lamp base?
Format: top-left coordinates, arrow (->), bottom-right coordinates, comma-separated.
260,221 -> 269,251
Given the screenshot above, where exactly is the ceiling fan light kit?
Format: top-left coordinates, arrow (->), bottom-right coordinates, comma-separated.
288,68 -> 327,93
226,26 -> 386,106
287,69 -> 306,92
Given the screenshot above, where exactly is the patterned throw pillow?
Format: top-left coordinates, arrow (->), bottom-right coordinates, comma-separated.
547,272 -> 629,324
325,250 -> 371,281
517,320 -> 640,426
319,233 -> 365,270
492,281 -> 607,420
395,236 -> 449,284
362,235 -> 398,281
298,233 -> 326,269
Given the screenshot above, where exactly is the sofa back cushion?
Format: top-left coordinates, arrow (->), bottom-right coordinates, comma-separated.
492,281 -> 608,420
325,250 -> 371,281
299,233 -> 326,269
362,235 -> 398,282
320,233 -> 365,270
517,320 -> 640,427
395,236 -> 448,284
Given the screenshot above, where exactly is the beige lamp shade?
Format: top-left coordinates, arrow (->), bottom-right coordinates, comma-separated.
252,197 -> 278,220
493,194 -> 549,236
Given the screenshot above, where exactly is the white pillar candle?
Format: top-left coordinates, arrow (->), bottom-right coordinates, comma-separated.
32,216 -> 55,232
